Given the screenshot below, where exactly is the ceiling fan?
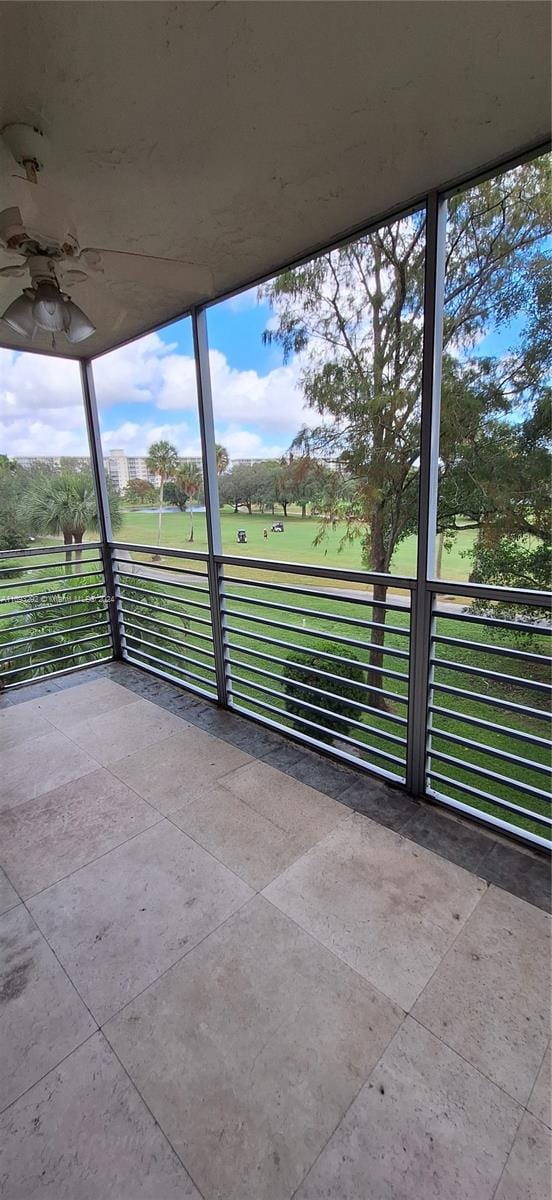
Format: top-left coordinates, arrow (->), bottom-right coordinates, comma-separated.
0,123 -> 212,346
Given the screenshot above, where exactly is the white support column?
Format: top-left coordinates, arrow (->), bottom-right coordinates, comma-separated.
406,192 -> 447,796
80,359 -> 124,660
192,307 -> 229,706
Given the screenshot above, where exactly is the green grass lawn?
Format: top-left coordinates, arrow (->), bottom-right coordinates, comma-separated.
115,507 -> 477,584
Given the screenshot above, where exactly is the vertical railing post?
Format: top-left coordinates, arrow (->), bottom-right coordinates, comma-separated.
406,192 -> 447,797
192,307 -> 229,706
80,359 -> 123,660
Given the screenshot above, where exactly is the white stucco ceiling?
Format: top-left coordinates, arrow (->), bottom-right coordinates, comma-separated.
0,0 -> 550,359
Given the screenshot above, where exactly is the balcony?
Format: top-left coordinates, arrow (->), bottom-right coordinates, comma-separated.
1,3 -> 551,1196
0,663 -> 550,1199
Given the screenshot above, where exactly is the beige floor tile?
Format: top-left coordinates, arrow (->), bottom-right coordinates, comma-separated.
33,678 -> 138,731
0,768 -> 160,898
527,1043 -> 551,1128
413,886 -> 551,1104
105,895 -> 403,1200
110,725 -> 251,813
221,759 -> 349,839
169,781 -> 334,889
494,1112 -> 551,1200
0,867 -> 19,915
263,813 -> 486,1010
295,1017 -> 521,1200
0,1032 -> 201,1199
0,906 -> 96,1113
1,729 -> 98,812
66,698 -> 188,766
0,700 -> 53,752
29,821 -> 253,1023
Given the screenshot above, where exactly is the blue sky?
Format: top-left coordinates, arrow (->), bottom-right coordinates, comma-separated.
0,276 -> 533,462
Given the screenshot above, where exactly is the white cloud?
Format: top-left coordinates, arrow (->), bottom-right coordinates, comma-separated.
0,332 -> 315,460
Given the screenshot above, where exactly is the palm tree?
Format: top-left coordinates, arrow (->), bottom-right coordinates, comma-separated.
24,472 -> 122,571
174,462 -> 202,542
215,443 -> 229,475
145,440 -> 178,548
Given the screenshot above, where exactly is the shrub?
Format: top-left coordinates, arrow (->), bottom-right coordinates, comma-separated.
282,639 -> 366,744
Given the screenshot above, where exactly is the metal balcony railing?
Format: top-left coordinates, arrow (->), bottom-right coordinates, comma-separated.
0,543 -> 112,687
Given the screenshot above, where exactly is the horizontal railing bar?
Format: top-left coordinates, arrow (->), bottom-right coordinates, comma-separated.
428,771 -> 551,828
429,725 -> 550,776
112,540 -> 209,563
0,619 -> 110,651
217,553 -> 416,590
222,605 -> 410,678
434,608 -> 552,636
0,597 -> 108,624
114,567 -> 210,598
4,655 -> 113,692
222,572 -> 412,619
117,604 -> 211,642
223,621 -> 409,698
124,643 -> 216,688
222,590 -> 410,655
0,541 -> 102,560
427,778 -> 551,841
427,747 -> 550,801
226,644 -> 408,724
432,633 -> 551,665
0,581 -> 107,608
431,680 -> 550,722
0,553 -> 102,576
431,655 -> 551,693
229,686 -> 405,768
227,697 -> 404,785
228,662 -> 405,744
117,588 -> 213,629
429,704 -> 551,749
123,621 -> 215,665
0,628 -> 113,666
122,651 -> 216,700
223,573 -> 410,633
0,568 -> 104,592
0,640 -> 111,678
116,576 -> 211,612
428,579 -> 551,606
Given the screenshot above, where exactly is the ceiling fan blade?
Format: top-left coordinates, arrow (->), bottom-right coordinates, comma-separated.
0,263 -> 26,278
80,247 -> 213,297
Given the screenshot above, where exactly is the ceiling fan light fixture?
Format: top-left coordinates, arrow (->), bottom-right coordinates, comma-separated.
31,280 -> 69,332
64,298 -> 96,343
1,291 -> 35,336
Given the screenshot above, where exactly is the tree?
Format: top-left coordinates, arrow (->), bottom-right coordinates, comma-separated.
24,471 -> 122,570
215,444 -> 229,475
123,478 -> 157,506
0,456 -> 34,552
145,440 -> 178,547
218,464 -> 255,514
174,462 -> 203,542
262,156 -> 550,706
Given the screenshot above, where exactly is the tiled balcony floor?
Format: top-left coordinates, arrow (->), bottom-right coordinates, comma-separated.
0,668 -> 550,1199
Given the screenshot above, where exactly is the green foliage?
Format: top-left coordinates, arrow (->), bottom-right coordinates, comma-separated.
24,470 -> 122,564
282,640 -> 366,744
123,479 -> 157,505
0,456 -> 34,553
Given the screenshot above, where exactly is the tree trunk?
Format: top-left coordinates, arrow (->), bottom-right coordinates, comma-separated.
301,503 -> 307,518
73,529 -> 85,575
435,531 -> 445,578
63,530 -> 73,575
246,501 -> 252,515
157,478 -> 164,546
188,509 -> 194,543
234,501 -> 238,514
282,501 -> 288,517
